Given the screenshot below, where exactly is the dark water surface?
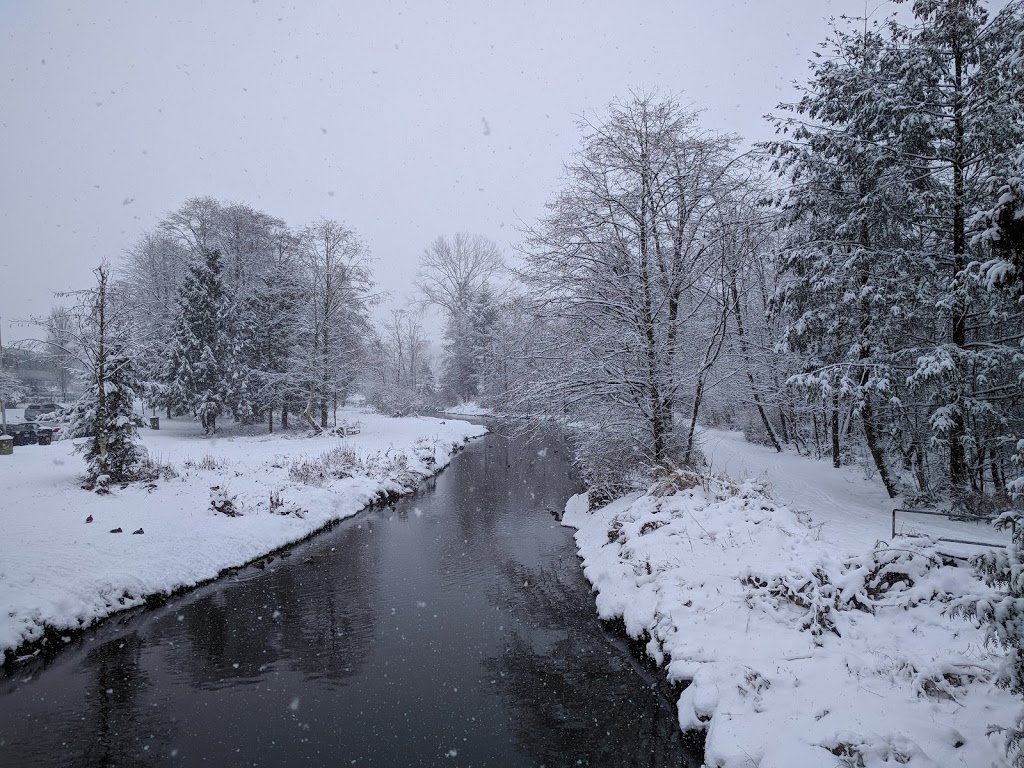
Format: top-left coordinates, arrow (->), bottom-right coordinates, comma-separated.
0,429 -> 697,767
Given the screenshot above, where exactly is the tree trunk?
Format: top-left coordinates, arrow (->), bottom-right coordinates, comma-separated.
948,38 -> 969,493
302,396 -> 321,432
729,274 -> 781,452
862,393 -> 898,498
268,408 -> 274,434
831,392 -> 841,469
991,448 -> 1005,494
911,441 -> 929,494
95,269 -> 109,479
282,404 -> 289,429
684,378 -> 705,466
813,411 -> 822,459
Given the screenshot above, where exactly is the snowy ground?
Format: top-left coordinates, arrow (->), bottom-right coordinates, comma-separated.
700,427 -> 1011,553
0,409 -> 486,662
442,401 -> 494,417
564,428 -> 1018,768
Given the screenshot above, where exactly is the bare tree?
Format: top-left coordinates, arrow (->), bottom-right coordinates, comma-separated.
159,196 -> 222,259
517,93 -> 743,480
415,233 -> 504,316
294,219 -> 376,429
382,307 -> 430,391
415,233 -> 504,403
44,306 -> 76,402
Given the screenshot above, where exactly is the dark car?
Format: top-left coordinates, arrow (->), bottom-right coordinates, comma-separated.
1,422 -> 53,446
24,403 -> 62,421
35,420 -> 64,440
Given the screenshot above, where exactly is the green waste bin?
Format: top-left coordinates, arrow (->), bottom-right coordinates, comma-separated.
0,435 -> 12,455
37,432 -> 52,446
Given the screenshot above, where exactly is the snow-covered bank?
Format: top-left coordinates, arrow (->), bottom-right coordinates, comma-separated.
442,401 -> 494,417
564,431 -> 1018,768
0,410 -> 486,663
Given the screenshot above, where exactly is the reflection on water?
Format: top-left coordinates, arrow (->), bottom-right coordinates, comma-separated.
0,429 -> 700,767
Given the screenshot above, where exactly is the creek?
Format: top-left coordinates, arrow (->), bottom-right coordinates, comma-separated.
0,427 -> 699,767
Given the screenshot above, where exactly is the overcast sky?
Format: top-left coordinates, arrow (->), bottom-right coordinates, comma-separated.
1,0 -> 846,341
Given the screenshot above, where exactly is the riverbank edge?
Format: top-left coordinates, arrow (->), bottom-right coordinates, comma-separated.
561,478 -> 1015,768
1,431 -> 486,669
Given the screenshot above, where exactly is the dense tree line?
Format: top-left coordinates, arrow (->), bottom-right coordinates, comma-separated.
489,1 -> 1024,506
121,197 -> 377,433
18,0 -> 1021,512
371,232 -> 511,414
767,0 -> 1024,505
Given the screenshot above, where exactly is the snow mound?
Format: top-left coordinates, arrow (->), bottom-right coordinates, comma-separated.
564,471 -> 1015,768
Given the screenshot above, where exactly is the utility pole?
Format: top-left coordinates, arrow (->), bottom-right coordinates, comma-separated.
0,317 -> 7,435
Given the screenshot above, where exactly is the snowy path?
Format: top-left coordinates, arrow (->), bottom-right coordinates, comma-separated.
564,428 -> 1017,767
699,427 -> 1009,554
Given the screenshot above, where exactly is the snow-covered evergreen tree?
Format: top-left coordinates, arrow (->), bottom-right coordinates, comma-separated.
76,339 -> 141,492
440,286 -> 499,403
415,233 -> 504,405
474,294 -> 534,406
416,358 -> 435,396
886,0 -> 1024,499
952,510 -> 1024,764
67,264 -> 143,492
161,250 -> 234,434
768,0 -> 1024,501
766,18 -> 919,496
975,147 -> 1024,298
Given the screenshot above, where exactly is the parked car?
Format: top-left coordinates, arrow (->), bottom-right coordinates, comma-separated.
1,422 -> 53,446
24,403 -> 62,421
34,420 -> 65,440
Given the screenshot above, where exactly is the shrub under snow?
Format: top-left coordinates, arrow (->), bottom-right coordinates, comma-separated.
563,470 -> 1016,768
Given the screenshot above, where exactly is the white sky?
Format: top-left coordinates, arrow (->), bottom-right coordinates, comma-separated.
1,0 -> 844,340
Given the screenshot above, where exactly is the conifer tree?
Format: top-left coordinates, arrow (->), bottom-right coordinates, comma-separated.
68,264 -> 143,492
161,250 -> 233,433
885,0 -> 1024,496
766,19 -> 917,496
768,0 -> 1024,499
953,511 -> 1024,765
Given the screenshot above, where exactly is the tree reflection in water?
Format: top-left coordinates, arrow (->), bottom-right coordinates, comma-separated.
485,557 -> 700,767
172,517 -> 379,690
0,632 -> 173,767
